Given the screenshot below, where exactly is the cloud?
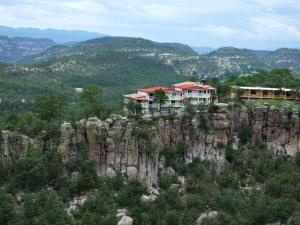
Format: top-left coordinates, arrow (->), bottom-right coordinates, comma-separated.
251,17 -> 300,39
0,0 -> 299,49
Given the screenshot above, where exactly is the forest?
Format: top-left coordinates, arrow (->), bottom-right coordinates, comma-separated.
0,68 -> 300,225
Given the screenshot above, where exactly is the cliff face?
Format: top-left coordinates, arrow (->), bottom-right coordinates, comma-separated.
1,103 -> 300,186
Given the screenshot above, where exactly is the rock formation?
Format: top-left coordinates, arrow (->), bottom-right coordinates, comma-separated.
196,211 -> 219,225
1,103 -> 300,186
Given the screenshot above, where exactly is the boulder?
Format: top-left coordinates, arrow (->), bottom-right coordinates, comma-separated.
196,213 -> 207,225
214,103 -> 228,113
118,216 -> 133,225
116,209 -> 129,220
106,168 -> 116,177
141,195 -> 151,203
196,211 -> 218,225
126,166 -> 137,180
147,186 -> 159,196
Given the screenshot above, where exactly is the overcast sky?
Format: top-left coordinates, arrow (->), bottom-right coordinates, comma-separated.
0,0 -> 299,49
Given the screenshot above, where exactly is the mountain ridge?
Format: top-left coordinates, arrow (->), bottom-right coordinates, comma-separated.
0,35 -> 56,63
0,25 -> 108,43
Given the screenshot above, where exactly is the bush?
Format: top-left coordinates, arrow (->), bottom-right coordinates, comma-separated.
239,122 -> 252,145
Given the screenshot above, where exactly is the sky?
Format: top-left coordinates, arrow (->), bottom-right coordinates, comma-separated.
0,0 -> 299,49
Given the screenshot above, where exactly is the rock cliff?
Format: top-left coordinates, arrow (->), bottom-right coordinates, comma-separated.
1,103 -> 300,186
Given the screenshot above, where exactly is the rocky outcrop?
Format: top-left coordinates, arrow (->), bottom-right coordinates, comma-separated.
2,104 -> 300,186
116,209 -> 133,225
0,131 -> 40,162
231,105 -> 300,156
118,216 -> 133,225
196,211 -> 219,225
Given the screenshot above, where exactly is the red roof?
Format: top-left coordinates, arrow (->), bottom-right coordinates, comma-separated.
124,94 -> 147,101
138,86 -> 175,93
172,81 -> 216,90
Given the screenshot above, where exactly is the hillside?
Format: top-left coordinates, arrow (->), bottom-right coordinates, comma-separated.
0,37 -> 196,115
18,45 -> 68,64
0,35 -> 55,63
2,35 -> 300,78
200,47 -> 267,77
266,48 -> 300,72
2,36 -> 300,117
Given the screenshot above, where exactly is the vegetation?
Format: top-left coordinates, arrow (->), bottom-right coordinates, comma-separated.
0,85 -> 113,139
127,100 -> 142,117
154,89 -> 168,114
1,137 -> 300,225
227,68 -> 300,88
208,68 -> 300,102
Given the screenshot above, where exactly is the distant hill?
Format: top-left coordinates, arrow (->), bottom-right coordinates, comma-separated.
2,35 -> 300,78
265,48 -> 300,72
0,36 -> 194,111
0,25 -> 107,43
1,36 -> 300,115
0,35 -> 55,63
62,37 -> 198,56
18,45 -> 68,64
192,47 -> 215,54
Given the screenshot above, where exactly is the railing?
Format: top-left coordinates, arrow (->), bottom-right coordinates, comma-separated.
168,96 -> 182,100
185,93 -> 211,98
240,95 -> 300,100
149,103 -> 183,108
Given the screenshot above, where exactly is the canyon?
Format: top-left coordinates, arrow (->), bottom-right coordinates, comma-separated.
1,103 -> 300,186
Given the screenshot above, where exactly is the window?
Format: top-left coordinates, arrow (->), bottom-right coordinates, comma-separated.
149,101 -> 153,104
172,92 -> 176,96
149,93 -> 153,96
263,90 -> 268,96
198,90 -> 202,94
251,90 -> 256,95
188,90 -> 192,94
171,100 -> 175,104
204,91 -> 206,94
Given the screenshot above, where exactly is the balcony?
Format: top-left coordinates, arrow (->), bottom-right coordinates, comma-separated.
185,93 -> 211,98
168,95 -> 182,101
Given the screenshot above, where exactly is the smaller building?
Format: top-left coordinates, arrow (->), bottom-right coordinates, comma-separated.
236,86 -> 300,101
124,81 -> 217,115
172,81 -> 217,105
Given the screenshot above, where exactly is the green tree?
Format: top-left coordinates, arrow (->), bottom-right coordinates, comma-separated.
188,76 -> 199,82
127,100 -> 142,116
239,122 -> 252,145
33,95 -> 67,123
13,149 -> 47,192
0,191 -> 15,225
21,190 -> 71,225
154,89 -> 168,114
80,85 -> 103,118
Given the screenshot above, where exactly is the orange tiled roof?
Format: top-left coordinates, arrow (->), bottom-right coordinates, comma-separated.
173,81 -> 216,90
124,94 -> 148,101
138,86 -> 175,93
